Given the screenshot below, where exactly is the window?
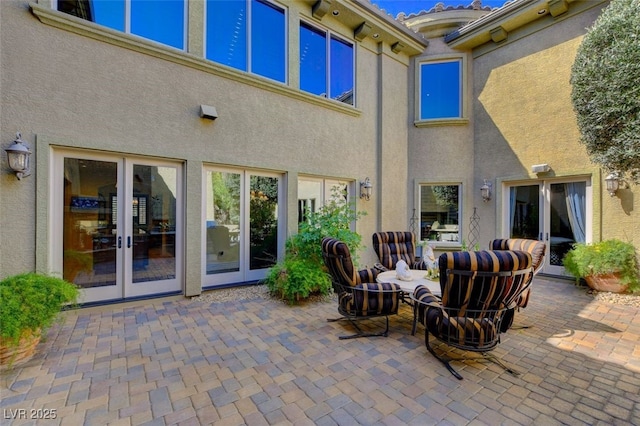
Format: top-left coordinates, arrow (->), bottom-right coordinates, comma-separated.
417,58 -> 463,122
57,0 -> 186,50
206,0 -> 286,83
300,22 -> 354,105
297,178 -> 349,226
419,184 -> 461,244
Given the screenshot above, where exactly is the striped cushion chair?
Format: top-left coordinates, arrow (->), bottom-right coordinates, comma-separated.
489,238 -> 546,307
372,231 -> 429,271
412,250 -> 533,379
322,237 -> 403,339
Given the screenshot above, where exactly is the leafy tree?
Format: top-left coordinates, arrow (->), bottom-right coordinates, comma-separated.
570,0 -> 640,183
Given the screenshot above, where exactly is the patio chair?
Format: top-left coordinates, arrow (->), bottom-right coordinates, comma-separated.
489,238 -> 546,330
322,237 -> 403,340
412,250 -> 533,379
372,231 -> 429,272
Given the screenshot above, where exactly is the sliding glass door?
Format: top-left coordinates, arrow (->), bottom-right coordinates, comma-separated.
203,167 -> 283,286
506,178 -> 590,275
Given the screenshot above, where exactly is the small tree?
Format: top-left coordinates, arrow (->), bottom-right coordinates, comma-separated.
570,0 -> 640,183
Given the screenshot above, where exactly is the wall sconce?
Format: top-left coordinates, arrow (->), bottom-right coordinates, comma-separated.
605,172 -> 625,196
5,132 -> 31,180
360,177 -> 372,200
480,179 -> 492,202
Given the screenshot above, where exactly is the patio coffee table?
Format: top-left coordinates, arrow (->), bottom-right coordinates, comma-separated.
377,269 -> 441,335
376,269 -> 440,296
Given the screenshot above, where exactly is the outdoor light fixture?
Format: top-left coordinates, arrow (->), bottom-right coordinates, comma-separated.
480,179 -> 492,202
360,177 -> 372,200
5,132 -> 31,180
605,172 -> 624,197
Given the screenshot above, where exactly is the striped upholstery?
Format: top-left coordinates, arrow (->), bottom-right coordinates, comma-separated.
372,232 -> 428,270
489,238 -> 546,308
415,250 -> 533,350
321,237 -> 402,326
489,239 -> 546,274
339,282 -> 400,317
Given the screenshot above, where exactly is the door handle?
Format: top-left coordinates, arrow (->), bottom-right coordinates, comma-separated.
118,236 -> 122,248
127,236 -> 132,248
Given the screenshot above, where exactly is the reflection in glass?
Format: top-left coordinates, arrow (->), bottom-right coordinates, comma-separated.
251,0 -> 286,82
250,175 -> 278,270
300,22 -> 327,97
509,185 -> 540,239
420,60 -> 461,120
63,158 -> 118,288
549,182 -> 586,266
132,165 -> 177,283
58,0 -> 185,49
330,35 -> 354,105
206,171 -> 241,274
419,185 -> 460,242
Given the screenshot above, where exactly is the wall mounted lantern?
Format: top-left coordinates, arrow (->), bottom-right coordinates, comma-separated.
480,179 -> 492,202
5,132 -> 31,180
604,172 -> 624,197
360,177 -> 372,200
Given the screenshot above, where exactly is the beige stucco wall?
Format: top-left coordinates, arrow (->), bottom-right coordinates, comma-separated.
471,2 -> 637,250
0,1 -> 420,291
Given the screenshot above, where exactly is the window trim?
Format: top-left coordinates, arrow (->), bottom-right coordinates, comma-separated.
31,3 -> 360,117
414,54 -> 468,127
299,20 -> 356,106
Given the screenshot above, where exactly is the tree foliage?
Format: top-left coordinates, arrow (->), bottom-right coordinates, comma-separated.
570,0 -> 640,183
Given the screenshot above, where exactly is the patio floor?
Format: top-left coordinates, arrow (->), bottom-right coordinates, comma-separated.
1,277 -> 639,425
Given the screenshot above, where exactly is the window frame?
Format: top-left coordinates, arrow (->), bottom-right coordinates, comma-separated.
297,176 -> 353,229
299,20 -> 355,106
54,0 -> 188,50
417,183 -> 462,248
204,0 -> 288,84
415,54 -> 468,127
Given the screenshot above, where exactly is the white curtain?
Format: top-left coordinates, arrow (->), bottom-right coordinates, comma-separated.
565,182 -> 586,243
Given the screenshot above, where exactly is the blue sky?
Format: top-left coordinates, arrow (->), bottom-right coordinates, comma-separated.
370,0 -> 508,17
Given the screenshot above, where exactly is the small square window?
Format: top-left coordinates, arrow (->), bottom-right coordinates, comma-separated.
416,57 -> 466,124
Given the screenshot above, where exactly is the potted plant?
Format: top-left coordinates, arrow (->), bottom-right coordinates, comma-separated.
0,273 -> 79,368
563,239 -> 640,294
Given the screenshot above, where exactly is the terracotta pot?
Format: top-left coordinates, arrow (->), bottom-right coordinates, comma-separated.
0,329 -> 41,369
585,273 -> 629,294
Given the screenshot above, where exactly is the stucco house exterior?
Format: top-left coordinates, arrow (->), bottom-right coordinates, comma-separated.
1,0 -> 636,305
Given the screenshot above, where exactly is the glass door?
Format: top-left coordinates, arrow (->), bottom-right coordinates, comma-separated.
506,179 -> 590,276
54,151 -> 183,303
204,167 -> 283,286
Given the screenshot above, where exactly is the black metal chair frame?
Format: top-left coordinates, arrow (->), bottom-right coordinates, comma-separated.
323,250 -> 403,340
413,268 -> 532,380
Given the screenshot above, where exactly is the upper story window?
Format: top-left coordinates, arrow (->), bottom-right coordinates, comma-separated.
206,0 -> 287,83
300,22 -> 354,106
419,184 -> 461,246
57,0 -> 186,50
416,56 -> 466,125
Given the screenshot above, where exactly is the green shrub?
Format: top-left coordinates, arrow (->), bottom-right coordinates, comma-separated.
263,185 -> 365,303
265,257 -> 332,304
0,273 -> 79,346
563,239 -> 640,292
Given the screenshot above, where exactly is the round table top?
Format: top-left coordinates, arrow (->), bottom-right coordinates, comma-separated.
376,269 -> 441,296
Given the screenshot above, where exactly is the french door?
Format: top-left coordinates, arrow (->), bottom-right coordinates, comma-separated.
52,151 -> 183,303
505,178 -> 591,276
203,167 -> 283,286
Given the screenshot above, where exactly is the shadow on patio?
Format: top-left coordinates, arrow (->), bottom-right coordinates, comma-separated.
1,277 -> 639,425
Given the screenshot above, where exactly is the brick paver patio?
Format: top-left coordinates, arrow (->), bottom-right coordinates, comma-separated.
1,277 -> 639,425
